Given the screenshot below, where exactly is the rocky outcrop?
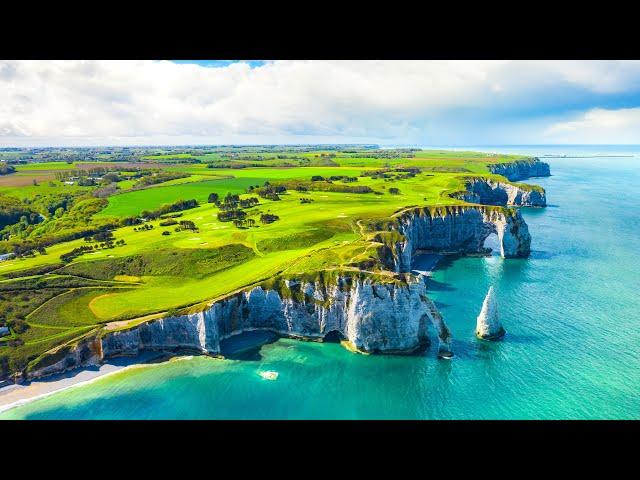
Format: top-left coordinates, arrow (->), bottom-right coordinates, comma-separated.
475,286 -> 505,340
454,178 -> 546,207
27,336 -> 103,380
381,206 -> 531,272
488,158 -> 551,181
25,274 -> 454,380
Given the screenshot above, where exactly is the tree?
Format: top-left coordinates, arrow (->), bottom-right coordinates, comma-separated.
389,187 -> 401,195
207,192 -> 219,204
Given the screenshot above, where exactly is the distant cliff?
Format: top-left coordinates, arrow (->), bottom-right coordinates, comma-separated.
453,177 -> 546,207
25,274 -> 453,380
488,157 -> 551,181
376,205 -> 531,272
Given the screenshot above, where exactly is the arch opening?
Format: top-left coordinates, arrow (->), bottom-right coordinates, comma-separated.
323,330 -> 344,343
482,232 -> 500,256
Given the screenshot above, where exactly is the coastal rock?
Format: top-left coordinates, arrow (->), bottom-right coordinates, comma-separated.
488,158 -> 551,181
455,178 -> 546,207
14,274 -> 453,382
384,206 -> 531,272
475,286 -> 505,340
26,336 -> 103,380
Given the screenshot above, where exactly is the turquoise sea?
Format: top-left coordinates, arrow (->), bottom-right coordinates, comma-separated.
2,146 -> 639,419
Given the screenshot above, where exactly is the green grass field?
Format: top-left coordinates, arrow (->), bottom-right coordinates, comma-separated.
0,148 -> 536,378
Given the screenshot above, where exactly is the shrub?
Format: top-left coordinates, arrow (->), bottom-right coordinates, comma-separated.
260,213 -> 280,224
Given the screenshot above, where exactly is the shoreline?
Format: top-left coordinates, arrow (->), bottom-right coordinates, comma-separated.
0,351 -> 168,414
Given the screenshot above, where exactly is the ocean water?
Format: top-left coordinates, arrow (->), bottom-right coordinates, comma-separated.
2,146 -> 639,419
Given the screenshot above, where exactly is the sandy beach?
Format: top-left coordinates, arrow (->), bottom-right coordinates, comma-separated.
0,351 -> 165,414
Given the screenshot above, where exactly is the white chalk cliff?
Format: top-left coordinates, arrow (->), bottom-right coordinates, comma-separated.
455,178 -> 546,207
380,206 -> 531,272
26,275 -> 454,380
475,286 -> 505,340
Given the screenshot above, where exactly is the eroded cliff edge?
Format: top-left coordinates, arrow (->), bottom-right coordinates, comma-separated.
453,177 -> 546,207
375,205 -> 531,273
25,274 -> 453,380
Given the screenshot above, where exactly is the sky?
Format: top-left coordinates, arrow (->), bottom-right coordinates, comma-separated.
3,60 -> 640,147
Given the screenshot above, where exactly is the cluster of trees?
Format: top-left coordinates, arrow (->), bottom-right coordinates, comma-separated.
300,197 -> 314,204
6,241 -> 47,257
133,224 -> 154,232
1,192 -> 120,255
212,193 -> 259,210
60,245 -> 97,263
240,197 -> 259,209
140,199 -> 198,220
85,230 -> 114,242
253,184 -> 286,201
232,218 -> 256,229
388,187 -> 401,195
260,213 -> 279,224
361,167 -> 419,180
217,209 -> 246,223
120,216 -> 144,227
213,192 -> 261,228
61,238 -> 125,262
311,175 -> 358,183
159,219 -> 178,227
175,220 -> 198,232
218,193 -> 240,210
0,195 -> 39,231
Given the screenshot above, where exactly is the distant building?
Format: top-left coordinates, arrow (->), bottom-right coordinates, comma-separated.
0,253 -> 15,262
64,181 -> 75,185
0,327 -> 9,337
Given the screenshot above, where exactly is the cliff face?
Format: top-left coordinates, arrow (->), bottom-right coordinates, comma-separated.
382,206 -> 531,272
26,337 -> 103,380
26,275 -> 453,380
455,178 -> 546,207
488,158 -> 551,181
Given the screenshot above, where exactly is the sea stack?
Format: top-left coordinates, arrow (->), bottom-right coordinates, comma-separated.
475,286 -> 505,340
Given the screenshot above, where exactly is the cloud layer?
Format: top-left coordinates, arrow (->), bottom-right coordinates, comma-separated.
2,60 -> 640,146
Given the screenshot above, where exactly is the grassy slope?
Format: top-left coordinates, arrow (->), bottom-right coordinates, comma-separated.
0,149 -> 537,375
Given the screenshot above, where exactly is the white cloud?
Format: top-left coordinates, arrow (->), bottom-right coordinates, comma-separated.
545,107 -> 640,143
2,60 -> 640,145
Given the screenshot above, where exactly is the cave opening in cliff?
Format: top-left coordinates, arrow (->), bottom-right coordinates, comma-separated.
323,330 -> 344,343
482,232 -> 500,256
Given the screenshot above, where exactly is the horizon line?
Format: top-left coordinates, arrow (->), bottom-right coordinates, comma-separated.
4,143 -> 640,150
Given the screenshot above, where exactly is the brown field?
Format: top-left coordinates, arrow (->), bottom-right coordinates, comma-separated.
0,172 -> 57,186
